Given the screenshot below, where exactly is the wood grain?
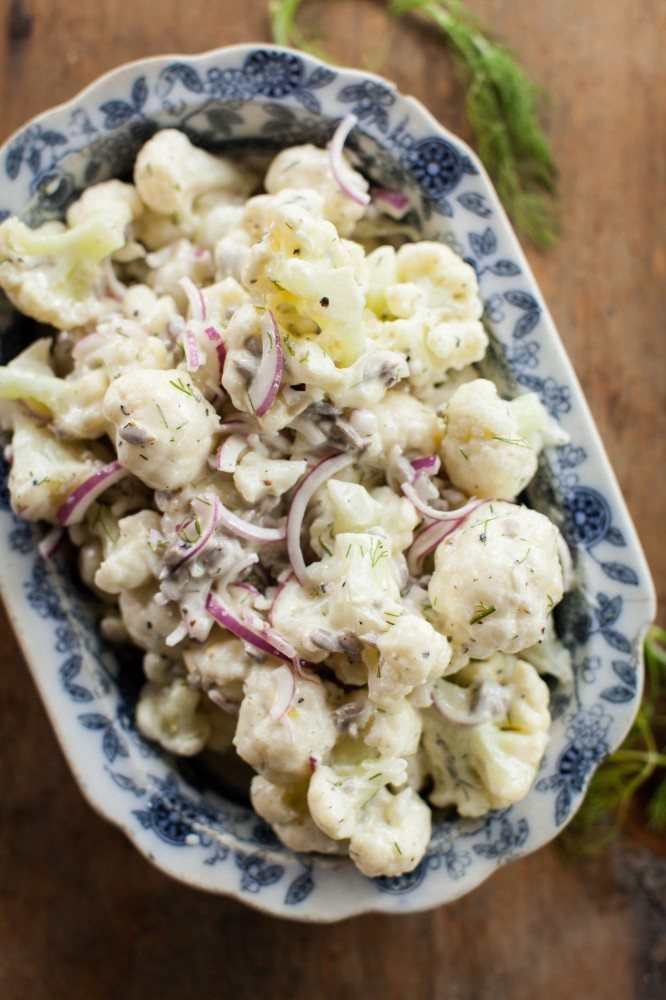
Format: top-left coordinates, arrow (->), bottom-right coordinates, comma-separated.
0,1 -> 664,997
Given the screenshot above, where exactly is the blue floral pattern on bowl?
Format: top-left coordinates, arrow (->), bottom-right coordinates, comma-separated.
0,45 -> 655,921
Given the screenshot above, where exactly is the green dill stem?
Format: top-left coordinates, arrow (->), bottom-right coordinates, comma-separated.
269,0 -> 559,247
612,750 -> 666,768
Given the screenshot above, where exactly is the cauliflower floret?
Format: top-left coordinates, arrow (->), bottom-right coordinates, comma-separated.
103,369 -> 219,490
0,338 -> 112,440
264,143 -> 369,237
308,757 -> 431,877
119,583 -> 184,654
363,614 -> 453,708
233,451 -> 306,504
145,237 -> 214,307
7,415 -> 107,522
266,576 -> 332,664
328,348 -> 409,409
122,284 -> 179,336
251,776 -> 342,855
94,510 -> 161,594
243,202 -> 366,366
520,617 -> 573,688
66,180 -> 143,262
363,698 -> 423,759
308,532 -> 403,636
234,665 -> 338,785
365,242 -> 487,394
312,471 -> 419,576
183,636 -> 255,708
370,389 -> 442,456
309,479 -> 382,558
136,677 -> 211,756
134,129 -> 252,225
440,379 -> 566,499
429,501 -> 565,660
0,212 -> 123,328
72,317 -> 169,381
386,241 -> 482,324
422,652 -> 550,815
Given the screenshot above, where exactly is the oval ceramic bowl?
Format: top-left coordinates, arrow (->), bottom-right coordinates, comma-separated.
0,44 -> 656,921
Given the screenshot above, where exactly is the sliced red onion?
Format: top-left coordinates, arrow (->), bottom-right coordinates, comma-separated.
269,665 -> 296,722
411,455 -> 441,476
204,325 -> 226,377
329,114 -> 370,206
217,499 -> 286,544
179,276 -> 207,322
56,461 -> 128,527
173,494 -> 221,568
371,186 -> 410,218
181,326 -> 201,373
206,590 -> 297,661
38,525 -> 64,561
406,503 -> 481,575
215,434 -> 249,473
286,453 -> 354,586
248,311 -> 283,418
401,484 -> 480,523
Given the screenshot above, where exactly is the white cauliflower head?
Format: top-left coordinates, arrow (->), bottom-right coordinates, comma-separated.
134,129 -> 252,224
234,665 -> 338,785
428,500 -> 565,660
269,576 -> 333,664
233,451 -> 306,504
7,415 -> 108,522
264,143 -> 369,237
309,479 -> 418,559
66,179 -> 144,262
369,389 -> 442,456
242,202 -> 366,366
365,242 -> 487,395
118,582 -> 184,655
422,651 -> 550,815
183,636 -> 255,711
0,212 -> 123,328
308,531 -> 403,636
251,776 -> 342,855
363,613 -> 453,708
441,379 -> 565,499
103,369 -> 220,489
308,757 -> 431,877
136,676 -> 223,756
94,510 -> 161,594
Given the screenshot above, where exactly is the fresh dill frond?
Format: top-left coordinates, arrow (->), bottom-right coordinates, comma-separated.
563,625 -> 666,855
269,0 -> 559,247
389,0 -> 559,247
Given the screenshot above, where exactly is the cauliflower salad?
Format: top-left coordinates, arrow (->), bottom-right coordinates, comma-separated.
0,120 -> 573,879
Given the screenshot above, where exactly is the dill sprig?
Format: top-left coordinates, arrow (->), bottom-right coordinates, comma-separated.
269,0 -> 559,247
563,626 -> 666,856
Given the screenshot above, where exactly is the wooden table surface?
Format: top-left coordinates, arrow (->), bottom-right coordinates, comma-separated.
0,1 -> 664,997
